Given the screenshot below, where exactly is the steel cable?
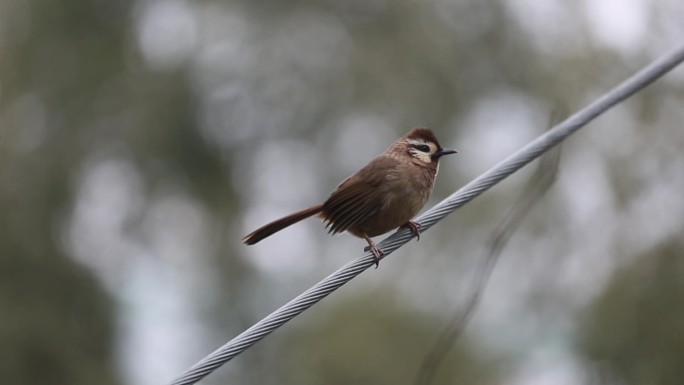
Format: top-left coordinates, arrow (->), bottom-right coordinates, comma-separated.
169,45 -> 684,385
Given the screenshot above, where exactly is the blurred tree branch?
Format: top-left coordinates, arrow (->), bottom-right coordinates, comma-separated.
415,114 -> 563,385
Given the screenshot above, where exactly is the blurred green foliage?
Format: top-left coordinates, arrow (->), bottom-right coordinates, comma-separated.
579,239 -> 684,385
1,1 -> 127,384
276,294 -> 499,385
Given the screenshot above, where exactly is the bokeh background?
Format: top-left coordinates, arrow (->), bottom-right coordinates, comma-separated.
2,1 -> 684,384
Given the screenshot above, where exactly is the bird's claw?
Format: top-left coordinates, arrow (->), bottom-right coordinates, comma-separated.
363,243 -> 384,268
403,221 -> 422,241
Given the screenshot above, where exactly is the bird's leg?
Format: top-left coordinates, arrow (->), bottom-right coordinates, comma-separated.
362,234 -> 383,268
362,221 -> 421,263
401,220 -> 422,241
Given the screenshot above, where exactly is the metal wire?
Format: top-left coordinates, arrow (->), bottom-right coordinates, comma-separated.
169,45 -> 684,385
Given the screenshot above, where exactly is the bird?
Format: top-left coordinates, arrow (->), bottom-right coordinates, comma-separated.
242,127 -> 457,267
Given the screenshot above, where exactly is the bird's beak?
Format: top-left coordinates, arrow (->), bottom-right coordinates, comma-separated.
435,148 -> 458,158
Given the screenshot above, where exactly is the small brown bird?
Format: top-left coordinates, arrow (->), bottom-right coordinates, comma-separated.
243,127 -> 457,266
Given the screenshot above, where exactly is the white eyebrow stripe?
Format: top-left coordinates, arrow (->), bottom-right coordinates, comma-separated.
407,138 -> 428,145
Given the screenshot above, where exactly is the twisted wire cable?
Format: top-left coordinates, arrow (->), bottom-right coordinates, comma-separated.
169,45 -> 684,385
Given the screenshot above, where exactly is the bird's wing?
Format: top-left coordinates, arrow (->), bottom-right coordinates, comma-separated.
322,156 -> 397,235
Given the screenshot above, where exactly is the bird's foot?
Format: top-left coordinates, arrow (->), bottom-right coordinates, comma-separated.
402,221 -> 422,241
363,237 -> 384,268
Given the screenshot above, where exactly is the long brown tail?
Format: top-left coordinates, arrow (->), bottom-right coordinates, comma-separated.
242,204 -> 324,245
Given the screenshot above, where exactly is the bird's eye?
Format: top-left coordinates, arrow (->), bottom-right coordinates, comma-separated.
414,144 -> 430,152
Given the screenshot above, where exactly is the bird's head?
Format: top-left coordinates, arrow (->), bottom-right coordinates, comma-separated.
400,127 -> 458,166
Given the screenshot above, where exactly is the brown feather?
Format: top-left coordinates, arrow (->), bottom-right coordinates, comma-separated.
321,156 -> 399,234
242,205 -> 323,245
406,127 -> 442,147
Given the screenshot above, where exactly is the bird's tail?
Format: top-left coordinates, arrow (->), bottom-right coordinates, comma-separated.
242,204 -> 324,245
